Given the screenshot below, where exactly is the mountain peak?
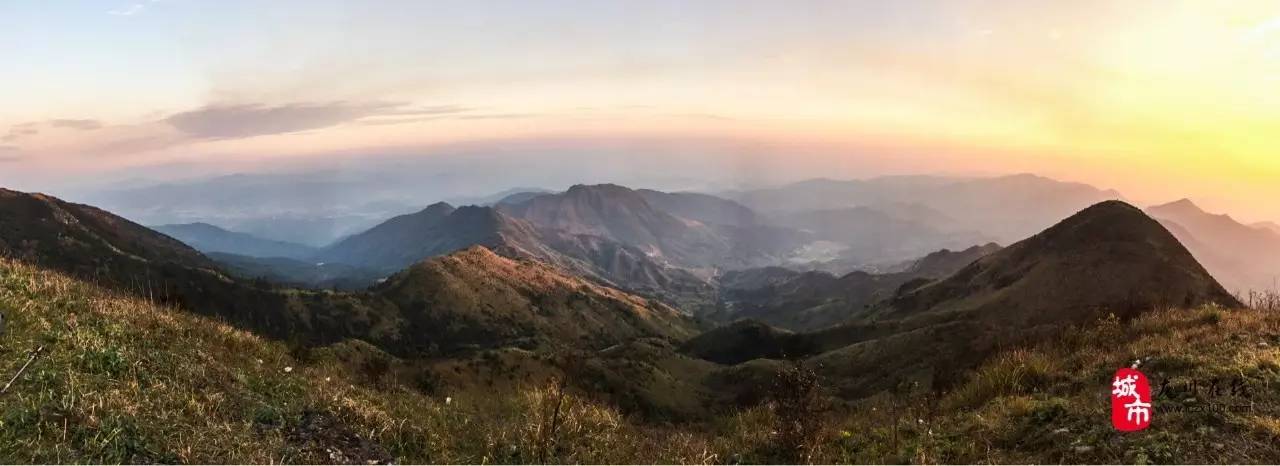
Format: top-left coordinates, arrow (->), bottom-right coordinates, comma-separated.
156,222 -> 225,233
427,244 -> 508,269
319,204 -> 527,272
999,172 -> 1049,181
1150,198 -> 1203,213
564,183 -> 636,196
418,201 -> 456,215
1072,198 -> 1140,216
891,199 -> 1240,322
1147,197 -> 1247,231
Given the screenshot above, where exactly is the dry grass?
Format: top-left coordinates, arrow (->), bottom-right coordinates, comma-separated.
6,255 -> 1280,463
943,349 -> 1059,410
0,258 -> 714,463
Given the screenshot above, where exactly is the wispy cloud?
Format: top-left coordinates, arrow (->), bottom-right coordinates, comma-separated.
2,124 -> 39,143
378,105 -> 474,116
3,119 -> 103,142
166,102 -> 399,139
667,112 -> 737,121
3,101 -> 494,158
48,119 -> 103,130
165,101 -> 472,138
108,0 -> 159,16
456,113 -> 539,120
359,107 -> 543,125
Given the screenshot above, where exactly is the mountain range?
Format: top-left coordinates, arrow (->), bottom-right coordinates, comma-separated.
1147,198 -> 1280,293
0,183 -> 1245,408
1,176 -> 1266,462
128,176 -> 1279,324
0,188 -> 692,357
721,173 -> 1123,245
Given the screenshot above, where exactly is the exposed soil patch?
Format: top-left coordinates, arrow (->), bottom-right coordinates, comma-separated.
286,410 -> 394,465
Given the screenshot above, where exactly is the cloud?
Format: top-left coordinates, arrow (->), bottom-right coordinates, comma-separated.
379,105 -> 474,116
3,119 -> 102,142
2,101 -> 481,158
48,119 -> 103,131
164,102 -> 404,139
109,0 -> 158,16
457,113 -> 539,120
2,124 -> 39,142
358,115 -> 451,126
164,101 -> 472,138
667,113 -> 737,121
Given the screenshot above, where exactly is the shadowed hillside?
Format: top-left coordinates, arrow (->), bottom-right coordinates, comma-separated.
685,201 -> 1239,400
0,188 -> 217,272
319,203 -> 512,273
715,243 -> 1002,331
888,201 -> 1239,323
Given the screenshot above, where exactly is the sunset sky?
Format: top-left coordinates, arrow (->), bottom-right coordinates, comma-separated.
3,1 -> 1279,220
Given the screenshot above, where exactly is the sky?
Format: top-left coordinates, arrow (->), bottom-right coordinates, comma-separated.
2,0 -> 1280,221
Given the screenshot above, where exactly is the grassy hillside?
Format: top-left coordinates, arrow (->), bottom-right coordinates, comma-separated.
837,304 -> 1280,463
0,257 -> 701,463
5,254 -> 1280,463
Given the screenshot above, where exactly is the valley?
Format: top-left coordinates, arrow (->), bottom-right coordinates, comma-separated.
1,174 -> 1276,463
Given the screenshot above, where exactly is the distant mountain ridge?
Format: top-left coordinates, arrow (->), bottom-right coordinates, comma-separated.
777,206 -> 995,268
498,184 -> 736,267
635,189 -> 759,227
1254,220 -> 1280,235
318,197 -> 718,310
444,187 -> 554,206
1147,198 -> 1280,292
721,173 -> 1123,244
152,222 -> 318,259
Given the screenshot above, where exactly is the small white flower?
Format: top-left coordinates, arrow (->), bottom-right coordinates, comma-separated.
445,396 -> 452,405
256,359 -> 263,364
284,366 -> 293,373
325,377 -> 331,382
